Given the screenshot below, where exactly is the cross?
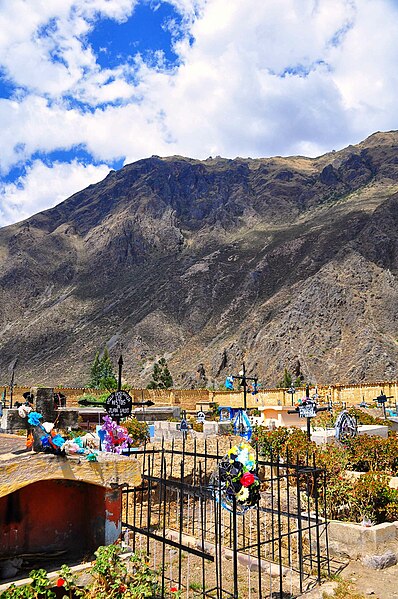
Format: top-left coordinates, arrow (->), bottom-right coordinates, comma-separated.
232,362 -> 258,411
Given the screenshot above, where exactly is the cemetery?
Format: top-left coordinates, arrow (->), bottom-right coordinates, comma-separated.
1,370 -> 398,598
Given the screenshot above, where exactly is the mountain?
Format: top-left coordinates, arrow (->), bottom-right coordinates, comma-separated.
2,131 -> 398,388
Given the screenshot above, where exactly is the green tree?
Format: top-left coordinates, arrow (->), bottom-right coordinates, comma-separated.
89,346 -> 118,390
147,357 -> 173,389
89,351 -> 101,388
277,368 -> 293,389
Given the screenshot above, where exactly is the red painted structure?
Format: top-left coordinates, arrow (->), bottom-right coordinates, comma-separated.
0,479 -> 122,558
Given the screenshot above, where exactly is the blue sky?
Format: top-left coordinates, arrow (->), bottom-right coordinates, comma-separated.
1,0 -> 398,227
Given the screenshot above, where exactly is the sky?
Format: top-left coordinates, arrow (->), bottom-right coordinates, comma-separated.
1,0 -> 398,227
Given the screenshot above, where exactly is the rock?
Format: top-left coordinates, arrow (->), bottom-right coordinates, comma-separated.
0,557 -> 23,579
302,581 -> 337,598
362,550 -> 397,570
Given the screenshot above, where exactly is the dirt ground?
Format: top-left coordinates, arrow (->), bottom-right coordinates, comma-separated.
339,559 -> 398,599
304,558 -> 398,599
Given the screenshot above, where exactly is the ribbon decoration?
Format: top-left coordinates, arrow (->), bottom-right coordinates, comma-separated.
233,409 -> 252,441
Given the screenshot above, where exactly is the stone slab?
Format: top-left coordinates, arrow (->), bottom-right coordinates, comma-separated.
132,406 -> 181,421
0,452 -> 141,498
310,424 -> 389,445
328,519 -> 398,558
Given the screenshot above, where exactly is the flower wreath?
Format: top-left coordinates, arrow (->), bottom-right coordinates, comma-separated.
210,441 -> 261,514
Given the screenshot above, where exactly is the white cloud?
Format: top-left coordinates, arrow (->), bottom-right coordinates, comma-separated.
2,0 -> 398,225
0,0 -> 137,97
0,160 -> 110,227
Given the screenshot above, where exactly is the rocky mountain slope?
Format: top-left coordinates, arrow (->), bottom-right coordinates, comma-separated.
2,131 -> 398,388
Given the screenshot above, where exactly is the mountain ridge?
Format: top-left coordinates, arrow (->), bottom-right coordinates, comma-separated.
2,131 -> 398,388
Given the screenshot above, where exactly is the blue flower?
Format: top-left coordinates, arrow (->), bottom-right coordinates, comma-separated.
28,411 -> 43,426
51,434 -> 65,448
40,435 -> 50,447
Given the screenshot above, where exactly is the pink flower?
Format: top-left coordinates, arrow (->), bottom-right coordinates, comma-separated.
240,472 -> 255,487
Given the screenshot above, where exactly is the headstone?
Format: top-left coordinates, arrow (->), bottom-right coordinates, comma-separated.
1,388 -> 78,436
298,401 -> 317,418
196,410 -> 206,423
35,387 -> 57,422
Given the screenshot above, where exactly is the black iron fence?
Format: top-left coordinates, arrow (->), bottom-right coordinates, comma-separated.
121,439 -> 329,598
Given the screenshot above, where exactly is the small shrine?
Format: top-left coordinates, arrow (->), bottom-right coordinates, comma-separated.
0,387 -> 140,575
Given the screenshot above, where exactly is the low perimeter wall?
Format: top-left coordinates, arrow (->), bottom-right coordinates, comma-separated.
3,379 -> 398,412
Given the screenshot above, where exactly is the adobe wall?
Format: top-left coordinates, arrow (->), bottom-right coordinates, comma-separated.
3,380 -> 398,412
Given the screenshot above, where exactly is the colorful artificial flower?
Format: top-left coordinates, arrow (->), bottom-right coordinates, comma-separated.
27,411 -> 43,426
236,487 -> 249,502
212,441 -> 260,514
100,415 -> 134,454
240,472 -> 255,487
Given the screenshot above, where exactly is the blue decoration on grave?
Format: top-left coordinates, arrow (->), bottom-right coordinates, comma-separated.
225,376 -> 234,390
233,409 -> 252,441
28,411 -> 43,426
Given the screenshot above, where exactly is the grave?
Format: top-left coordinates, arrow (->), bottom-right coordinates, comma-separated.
132,405 -> 181,422
0,388 -> 79,434
0,447 -> 140,568
310,424 -> 389,445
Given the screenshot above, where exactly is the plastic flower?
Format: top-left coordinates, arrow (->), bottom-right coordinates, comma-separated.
100,415 -> 134,454
27,411 -> 43,426
236,447 -> 249,466
240,472 -> 255,487
236,487 -> 249,502
51,434 -> 65,448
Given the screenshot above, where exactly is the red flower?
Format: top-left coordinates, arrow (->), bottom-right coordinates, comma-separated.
56,578 -> 65,587
240,472 -> 255,487
170,587 -> 178,593
119,584 -> 127,592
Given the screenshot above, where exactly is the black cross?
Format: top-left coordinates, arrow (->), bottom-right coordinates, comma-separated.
288,385 -> 330,440
373,390 -> 394,419
232,362 -> 258,411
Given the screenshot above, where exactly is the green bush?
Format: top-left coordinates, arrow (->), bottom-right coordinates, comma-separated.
345,433 -> 398,474
0,546 -> 160,599
123,418 -> 149,447
253,425 -> 315,463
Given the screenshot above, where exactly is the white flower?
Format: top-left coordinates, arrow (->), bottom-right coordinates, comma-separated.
237,487 -> 249,502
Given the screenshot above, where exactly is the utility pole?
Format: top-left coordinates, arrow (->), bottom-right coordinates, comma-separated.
9,358 -> 18,409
